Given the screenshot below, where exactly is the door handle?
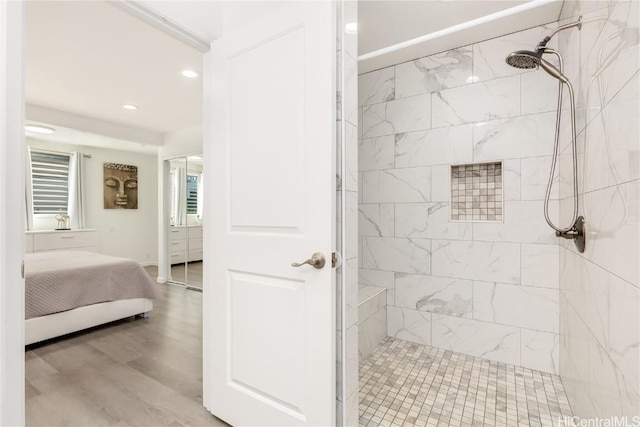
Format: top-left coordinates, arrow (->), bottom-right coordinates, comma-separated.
291,252 -> 325,269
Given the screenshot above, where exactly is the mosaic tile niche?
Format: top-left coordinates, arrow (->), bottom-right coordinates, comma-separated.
451,162 -> 503,222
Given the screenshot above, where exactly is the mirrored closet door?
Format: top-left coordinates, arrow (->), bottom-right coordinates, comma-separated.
167,155 -> 203,289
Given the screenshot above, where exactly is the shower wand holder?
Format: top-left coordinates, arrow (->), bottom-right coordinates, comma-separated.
555,216 -> 586,253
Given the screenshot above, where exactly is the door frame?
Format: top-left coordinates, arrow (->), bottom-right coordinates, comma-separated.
0,1 -> 26,424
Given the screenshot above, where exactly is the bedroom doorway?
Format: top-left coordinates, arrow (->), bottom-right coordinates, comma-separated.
21,0 -> 213,425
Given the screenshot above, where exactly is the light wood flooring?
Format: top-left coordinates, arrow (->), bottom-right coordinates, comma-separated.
25,267 -> 227,427
170,261 -> 203,289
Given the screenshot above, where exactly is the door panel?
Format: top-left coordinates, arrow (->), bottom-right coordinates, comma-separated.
229,26 -> 305,232
228,271 -> 306,415
203,2 -> 336,426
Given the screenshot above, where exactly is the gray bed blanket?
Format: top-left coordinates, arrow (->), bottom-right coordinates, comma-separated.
25,251 -> 160,319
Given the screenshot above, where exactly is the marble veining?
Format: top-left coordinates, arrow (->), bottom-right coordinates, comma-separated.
395,124 -> 473,168
431,240 -> 521,284
395,273 -> 473,318
431,314 -> 521,366
358,285 -> 386,323
362,167 -> 430,203
344,258 -> 359,331
431,76 -> 520,127
521,69 -> 563,115
430,165 -> 451,202
345,325 -> 358,399
472,281 -> 560,333
358,268 -> 394,306
608,275 -> 639,395
358,135 -> 394,171
362,237 -> 431,275
387,306 -> 431,345
472,200 -> 559,244
358,204 -> 394,237
361,94 -> 430,138
557,2 -> 640,414
521,244 -> 560,288
359,67 -> 394,107
521,156 -> 559,201
473,112 -> 557,161
344,123 -> 358,192
395,202 -> 472,240
394,47 -> 473,98
521,329 -> 560,375
358,308 -> 386,363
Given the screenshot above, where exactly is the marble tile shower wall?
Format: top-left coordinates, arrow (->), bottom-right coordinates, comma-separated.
358,23 -> 564,375
556,0 -> 640,419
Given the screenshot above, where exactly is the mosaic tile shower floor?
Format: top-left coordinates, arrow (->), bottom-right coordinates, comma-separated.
359,338 -> 573,427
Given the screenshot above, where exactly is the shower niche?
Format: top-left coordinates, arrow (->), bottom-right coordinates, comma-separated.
450,161 -> 503,222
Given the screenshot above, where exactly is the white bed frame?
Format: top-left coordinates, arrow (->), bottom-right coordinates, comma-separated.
25,298 -> 153,345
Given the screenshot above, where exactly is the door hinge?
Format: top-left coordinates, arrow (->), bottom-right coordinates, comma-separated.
331,252 -> 342,269
21,261 -> 25,279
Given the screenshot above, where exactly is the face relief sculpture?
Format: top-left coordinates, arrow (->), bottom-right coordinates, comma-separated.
103,163 -> 138,209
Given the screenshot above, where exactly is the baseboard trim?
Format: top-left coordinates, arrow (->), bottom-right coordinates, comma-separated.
140,261 -> 158,267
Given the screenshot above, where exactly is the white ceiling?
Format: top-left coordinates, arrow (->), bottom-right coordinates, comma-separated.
137,1 -> 289,43
359,1 -> 530,55
144,0 -> 563,74
24,0 -> 563,149
25,121 -> 159,155
357,0 -> 564,72
25,1 -> 203,138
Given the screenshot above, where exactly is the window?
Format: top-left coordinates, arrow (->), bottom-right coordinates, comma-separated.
187,174 -> 198,214
30,151 -> 70,215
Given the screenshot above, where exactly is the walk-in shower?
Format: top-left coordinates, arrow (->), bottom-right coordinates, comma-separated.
506,17 -> 586,253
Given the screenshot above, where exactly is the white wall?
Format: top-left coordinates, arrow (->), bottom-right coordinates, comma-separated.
558,0 -> 640,419
0,1 -> 25,424
27,137 -> 159,265
162,125 -> 202,158
358,23 -> 562,374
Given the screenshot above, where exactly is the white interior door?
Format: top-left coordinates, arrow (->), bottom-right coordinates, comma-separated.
203,2 -> 336,426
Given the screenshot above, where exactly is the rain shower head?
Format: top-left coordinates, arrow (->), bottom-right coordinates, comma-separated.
505,49 -> 569,84
505,49 -> 542,69
505,17 -> 584,83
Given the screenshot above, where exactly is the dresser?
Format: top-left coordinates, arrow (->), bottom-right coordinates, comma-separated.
169,226 -> 203,264
187,226 -> 203,262
25,229 -> 98,253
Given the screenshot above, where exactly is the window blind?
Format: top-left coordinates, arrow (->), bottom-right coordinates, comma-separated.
30,151 -> 70,215
187,175 -> 198,214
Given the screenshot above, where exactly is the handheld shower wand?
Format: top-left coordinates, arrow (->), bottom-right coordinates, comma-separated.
505,17 -> 586,253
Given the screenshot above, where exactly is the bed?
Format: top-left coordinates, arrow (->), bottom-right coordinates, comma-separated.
24,250 -> 160,345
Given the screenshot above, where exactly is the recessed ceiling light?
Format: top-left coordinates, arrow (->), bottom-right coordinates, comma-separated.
122,104 -> 138,110
466,75 -> 480,83
25,125 -> 55,134
345,22 -> 358,34
181,69 -> 199,78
